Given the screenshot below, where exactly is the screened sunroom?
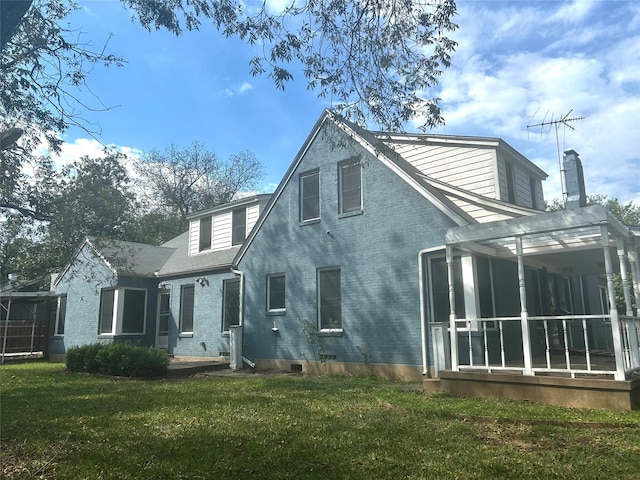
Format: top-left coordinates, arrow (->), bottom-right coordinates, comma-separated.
424,205 -> 640,383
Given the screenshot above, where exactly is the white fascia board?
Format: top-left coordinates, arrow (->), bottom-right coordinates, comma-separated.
445,205 -> 615,245
419,173 -> 541,217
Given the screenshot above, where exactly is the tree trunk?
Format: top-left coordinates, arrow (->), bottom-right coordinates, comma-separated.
1,0 -> 33,52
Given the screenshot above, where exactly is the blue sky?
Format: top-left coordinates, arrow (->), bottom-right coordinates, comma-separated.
51,0 -> 640,204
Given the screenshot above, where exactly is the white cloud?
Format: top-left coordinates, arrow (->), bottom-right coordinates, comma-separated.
223,82 -> 254,97
426,0 -> 640,205
37,138 -> 142,170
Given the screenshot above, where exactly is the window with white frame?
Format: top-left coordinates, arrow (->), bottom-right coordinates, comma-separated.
199,216 -> 212,251
99,288 -> 116,334
158,292 -> 170,337
267,274 -> 285,313
318,267 -> 341,330
300,170 -> 320,222
339,159 -> 362,214
98,288 -> 147,335
232,208 -> 247,245
55,295 -> 67,335
180,285 -> 195,333
222,279 -> 240,332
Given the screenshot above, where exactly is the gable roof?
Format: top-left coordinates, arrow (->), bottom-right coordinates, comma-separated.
97,239 -> 176,277
234,109 -> 546,266
53,237 -> 176,288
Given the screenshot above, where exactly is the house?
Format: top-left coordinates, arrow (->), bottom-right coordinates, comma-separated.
51,110 -> 639,409
49,194 -> 270,362
233,110 -> 639,409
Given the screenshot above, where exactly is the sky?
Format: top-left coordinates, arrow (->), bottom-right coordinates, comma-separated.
50,0 -> 640,205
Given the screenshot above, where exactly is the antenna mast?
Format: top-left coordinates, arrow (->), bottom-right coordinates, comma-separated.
527,109 -> 585,202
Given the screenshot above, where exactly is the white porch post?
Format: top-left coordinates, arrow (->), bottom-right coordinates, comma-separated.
628,247 -> 640,314
447,245 -> 459,371
617,238 -> 640,369
601,226 -> 626,380
515,235 -> 533,375
617,238 -> 634,317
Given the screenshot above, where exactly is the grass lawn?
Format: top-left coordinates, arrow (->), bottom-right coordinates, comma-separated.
2,362 -> 640,479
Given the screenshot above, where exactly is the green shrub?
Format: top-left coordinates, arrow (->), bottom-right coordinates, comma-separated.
66,342 -> 168,377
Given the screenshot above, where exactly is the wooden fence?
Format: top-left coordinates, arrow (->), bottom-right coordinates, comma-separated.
1,320 -> 49,360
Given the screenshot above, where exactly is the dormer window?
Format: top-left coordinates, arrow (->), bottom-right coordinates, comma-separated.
232,208 -> 246,246
199,216 -> 212,251
505,161 -> 516,204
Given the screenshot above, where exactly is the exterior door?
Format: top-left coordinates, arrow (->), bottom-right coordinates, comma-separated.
156,292 -> 170,349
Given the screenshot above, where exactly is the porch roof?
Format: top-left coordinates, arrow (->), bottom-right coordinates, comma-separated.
444,205 -> 635,276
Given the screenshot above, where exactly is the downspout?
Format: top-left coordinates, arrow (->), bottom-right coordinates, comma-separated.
418,246 -> 446,377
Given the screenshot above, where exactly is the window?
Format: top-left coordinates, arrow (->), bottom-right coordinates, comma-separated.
300,170 -> 320,221
55,295 -> 67,335
199,216 -> 212,251
232,208 -> 246,245
99,288 -> 146,335
222,279 -> 240,332
180,285 -> 195,333
529,176 -> 538,209
505,161 -> 516,204
99,288 -> 115,334
267,274 -> 285,313
339,159 -> 362,214
121,289 -> 146,334
318,268 -> 341,330
158,292 -> 170,336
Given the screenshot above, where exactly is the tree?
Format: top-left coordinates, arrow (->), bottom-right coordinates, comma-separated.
136,142 -> 265,239
546,195 -> 639,312
547,195 -> 640,226
1,1 -> 457,221
1,0 -> 124,221
4,0 -> 457,131
0,151 -> 140,283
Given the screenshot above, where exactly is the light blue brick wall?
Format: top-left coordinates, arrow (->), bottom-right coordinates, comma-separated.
50,243 -> 159,355
238,122 -> 457,369
163,270 -> 237,357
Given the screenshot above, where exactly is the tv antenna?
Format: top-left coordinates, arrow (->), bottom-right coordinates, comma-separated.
527,109 -> 585,202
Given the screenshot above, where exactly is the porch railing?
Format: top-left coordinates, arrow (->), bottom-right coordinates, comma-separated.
439,314 -> 640,379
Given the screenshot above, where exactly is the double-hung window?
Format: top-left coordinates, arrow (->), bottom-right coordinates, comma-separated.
232,208 -> 246,245
180,285 -> 195,333
300,170 -> 320,222
199,216 -> 212,251
339,159 -> 362,214
267,274 -> 285,313
318,268 -> 342,331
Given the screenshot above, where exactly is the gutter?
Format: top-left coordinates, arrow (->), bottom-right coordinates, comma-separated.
418,246 -> 446,377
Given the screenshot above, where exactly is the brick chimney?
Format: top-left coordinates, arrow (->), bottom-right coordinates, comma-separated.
563,149 -> 587,210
